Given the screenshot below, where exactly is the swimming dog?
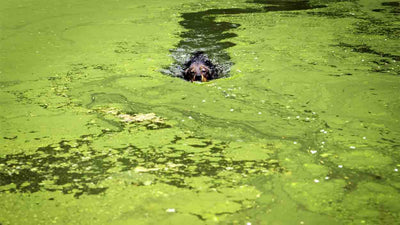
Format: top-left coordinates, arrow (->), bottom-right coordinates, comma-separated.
183,52 -> 218,82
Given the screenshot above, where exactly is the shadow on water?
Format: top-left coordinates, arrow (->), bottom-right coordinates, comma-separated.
164,0 -> 325,79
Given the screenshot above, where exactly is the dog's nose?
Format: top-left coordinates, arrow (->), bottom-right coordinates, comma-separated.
195,74 -> 202,80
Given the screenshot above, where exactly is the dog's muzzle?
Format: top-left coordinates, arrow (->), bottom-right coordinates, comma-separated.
192,74 -> 208,82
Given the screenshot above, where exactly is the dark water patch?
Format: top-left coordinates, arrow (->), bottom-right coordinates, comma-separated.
0,136 -> 110,198
3,136 -> 18,140
355,14 -> 400,39
382,0 -> 400,14
328,72 -> 352,77
0,133 -> 281,196
357,21 -> 400,39
371,1 -> 400,14
337,42 -> 400,61
337,42 -> 400,75
307,10 -> 356,18
0,108 -> 172,197
381,1 -> 400,14
115,138 -> 282,189
372,8 -> 385,13
306,1 -> 357,18
250,0 -> 326,11
382,1 -> 400,7
0,107 -> 282,196
164,0 -> 325,80
319,162 -> 398,194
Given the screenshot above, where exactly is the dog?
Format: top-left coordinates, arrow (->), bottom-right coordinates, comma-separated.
182,52 -> 218,82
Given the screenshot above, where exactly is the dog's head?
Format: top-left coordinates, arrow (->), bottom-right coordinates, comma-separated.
183,52 -> 218,82
184,62 -> 213,82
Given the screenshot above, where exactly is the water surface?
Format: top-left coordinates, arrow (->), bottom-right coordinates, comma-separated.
1,0 -> 399,224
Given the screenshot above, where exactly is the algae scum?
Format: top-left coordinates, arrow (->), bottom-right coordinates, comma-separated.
1,0 -> 400,224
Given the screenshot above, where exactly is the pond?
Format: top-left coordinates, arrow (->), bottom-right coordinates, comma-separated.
1,0 -> 399,224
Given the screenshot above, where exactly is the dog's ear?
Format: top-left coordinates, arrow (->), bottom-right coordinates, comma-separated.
183,68 -> 191,80
210,67 -> 218,79
205,59 -> 217,71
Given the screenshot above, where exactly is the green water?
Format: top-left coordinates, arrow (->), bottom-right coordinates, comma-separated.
1,0 -> 399,224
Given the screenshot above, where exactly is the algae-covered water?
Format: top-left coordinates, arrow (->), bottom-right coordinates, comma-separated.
1,0 -> 399,224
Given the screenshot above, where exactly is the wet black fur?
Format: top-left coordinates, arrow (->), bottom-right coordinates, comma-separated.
182,52 -> 218,81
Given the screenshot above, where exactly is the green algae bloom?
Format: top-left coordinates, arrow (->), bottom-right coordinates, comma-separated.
1,0 -> 399,224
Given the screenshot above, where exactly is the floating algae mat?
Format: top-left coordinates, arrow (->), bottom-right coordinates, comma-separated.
1,0 -> 400,224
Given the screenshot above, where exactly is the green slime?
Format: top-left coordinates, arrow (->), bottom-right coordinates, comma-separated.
1,0 -> 399,224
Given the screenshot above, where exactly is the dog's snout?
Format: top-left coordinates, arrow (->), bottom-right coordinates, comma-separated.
183,52 -> 218,82
193,73 -> 202,81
